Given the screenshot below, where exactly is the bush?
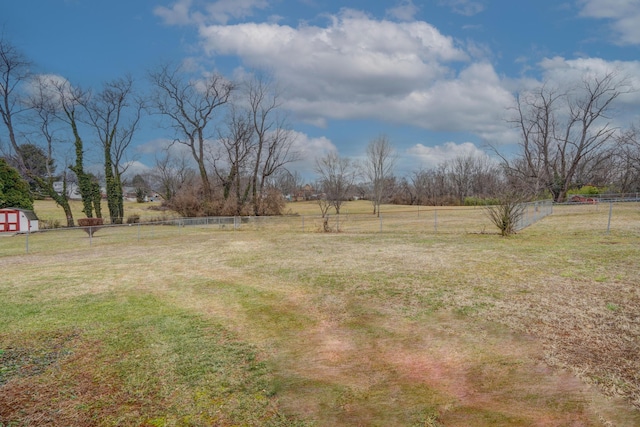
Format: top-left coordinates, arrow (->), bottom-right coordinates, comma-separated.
40,218 -> 62,229
568,185 -> 602,196
485,197 -> 526,237
0,158 -> 33,210
126,214 -> 140,224
464,196 -> 501,206
135,188 -> 147,203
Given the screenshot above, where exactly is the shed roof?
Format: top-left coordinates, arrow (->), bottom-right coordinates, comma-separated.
0,208 -> 39,221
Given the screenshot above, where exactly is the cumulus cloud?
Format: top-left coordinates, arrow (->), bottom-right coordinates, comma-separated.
406,141 -> 489,169
154,0 -> 269,26
122,161 -> 153,179
204,0 -> 269,24
195,11 -> 516,142
154,0 -> 194,26
386,0 -> 420,21
26,74 -> 75,107
538,56 -> 640,108
287,131 -> 337,177
438,0 -> 485,16
578,0 -> 640,45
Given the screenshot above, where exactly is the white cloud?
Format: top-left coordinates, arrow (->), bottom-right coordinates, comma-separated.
196,12 -> 517,142
386,0 -> 420,22
291,131 -> 336,158
26,74 -> 75,108
538,56 -> 640,107
122,161 -> 153,179
288,131 -> 336,177
406,141 -> 489,169
154,0 -> 269,26
438,0 -> 485,16
136,138 -> 173,155
578,0 -> 640,45
154,0 -> 194,26
136,138 -> 196,164
204,0 -> 269,24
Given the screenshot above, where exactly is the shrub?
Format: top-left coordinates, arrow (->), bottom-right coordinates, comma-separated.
485,197 -> 526,236
135,188 -> 147,203
464,196 -> 501,206
568,185 -> 602,196
126,214 -> 141,224
40,218 -> 62,229
0,158 -> 33,210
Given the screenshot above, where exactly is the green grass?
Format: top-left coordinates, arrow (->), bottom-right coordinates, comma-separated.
1,202 -> 639,426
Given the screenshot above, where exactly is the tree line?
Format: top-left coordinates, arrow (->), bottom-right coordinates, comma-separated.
0,37 -> 300,224
2,35 -> 639,226
313,71 -> 640,217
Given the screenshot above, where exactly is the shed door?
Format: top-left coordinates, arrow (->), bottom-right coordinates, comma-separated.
0,210 -> 19,232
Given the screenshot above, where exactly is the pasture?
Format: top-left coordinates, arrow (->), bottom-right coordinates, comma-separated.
1,201 -> 639,426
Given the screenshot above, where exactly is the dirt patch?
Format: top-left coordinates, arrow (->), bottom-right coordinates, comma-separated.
0,338 -> 164,427
270,305 -> 610,426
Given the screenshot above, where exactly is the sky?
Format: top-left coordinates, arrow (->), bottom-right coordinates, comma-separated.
2,0 -> 640,181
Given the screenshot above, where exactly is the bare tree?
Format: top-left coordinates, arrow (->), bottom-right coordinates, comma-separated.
148,63 -> 234,203
410,167 -> 449,206
23,75 -> 75,225
613,126 -> 640,192
504,73 -> 631,202
442,152 -> 502,204
150,149 -> 196,202
0,37 -> 31,172
364,134 -> 396,216
315,151 -> 357,215
485,193 -> 526,237
245,75 -> 299,215
443,153 -> 476,205
272,169 -> 303,198
214,106 -> 254,213
83,75 -> 143,224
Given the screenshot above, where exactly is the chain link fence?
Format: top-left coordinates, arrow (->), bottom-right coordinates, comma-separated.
515,200 -> 554,231
1,202 -> 565,256
6,199 -> 639,256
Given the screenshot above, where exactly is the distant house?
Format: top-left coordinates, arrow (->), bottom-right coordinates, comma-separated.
0,208 -> 39,233
53,181 -> 82,200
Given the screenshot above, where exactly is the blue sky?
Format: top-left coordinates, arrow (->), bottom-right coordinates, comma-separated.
3,0 -> 640,180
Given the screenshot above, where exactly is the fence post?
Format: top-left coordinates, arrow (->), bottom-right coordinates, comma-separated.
25,228 -> 29,254
379,215 -> 383,233
89,226 -> 93,247
607,202 -> 613,234
302,215 -> 305,233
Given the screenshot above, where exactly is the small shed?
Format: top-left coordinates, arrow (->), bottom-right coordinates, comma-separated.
0,208 -> 39,233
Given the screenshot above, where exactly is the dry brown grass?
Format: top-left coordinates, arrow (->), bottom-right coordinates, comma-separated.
1,202 -> 639,425
33,199 -> 177,227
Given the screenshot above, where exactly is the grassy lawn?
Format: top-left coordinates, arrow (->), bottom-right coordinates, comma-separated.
1,202 -> 639,426
33,199 -> 178,227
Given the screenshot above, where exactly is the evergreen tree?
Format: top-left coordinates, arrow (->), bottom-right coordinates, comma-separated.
0,158 -> 33,209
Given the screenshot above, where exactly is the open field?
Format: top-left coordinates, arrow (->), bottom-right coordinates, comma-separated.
32,199 -> 179,227
1,202 -> 639,426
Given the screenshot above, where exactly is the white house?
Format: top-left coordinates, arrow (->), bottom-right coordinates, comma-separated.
53,181 -> 82,200
0,208 -> 39,233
